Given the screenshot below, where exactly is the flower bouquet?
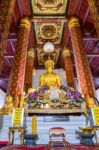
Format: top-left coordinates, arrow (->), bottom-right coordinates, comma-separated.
61,85 -> 85,108
26,84 -> 49,109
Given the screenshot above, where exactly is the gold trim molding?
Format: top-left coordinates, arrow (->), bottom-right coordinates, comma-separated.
62,47 -> 71,57
27,49 -> 35,57
20,17 -> 31,29
68,17 -> 80,30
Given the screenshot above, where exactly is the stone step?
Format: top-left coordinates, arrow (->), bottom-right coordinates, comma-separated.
0,115 -> 86,144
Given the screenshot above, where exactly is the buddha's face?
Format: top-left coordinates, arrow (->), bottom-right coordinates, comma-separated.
45,59 -> 54,73
46,62 -> 54,73
47,66 -> 53,73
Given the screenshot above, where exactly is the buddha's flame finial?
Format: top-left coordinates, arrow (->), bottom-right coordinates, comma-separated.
45,55 -> 54,69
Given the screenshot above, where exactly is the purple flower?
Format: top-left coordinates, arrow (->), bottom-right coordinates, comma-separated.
72,91 -> 82,101
28,91 -> 38,100
66,91 -> 72,98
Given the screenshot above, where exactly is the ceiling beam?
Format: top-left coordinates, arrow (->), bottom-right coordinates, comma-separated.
4,54 -> 99,59
76,0 -> 83,14
8,39 -> 17,41
85,41 -> 90,50
83,8 -> 90,25
89,42 -> 99,63
83,38 -> 99,41
74,0 -> 82,14
9,40 -> 15,53
8,35 -> 98,42
0,78 -> 9,81
5,57 -> 11,67
17,0 -> 23,17
13,13 -> 17,24
9,33 -> 16,36
4,55 -> 14,58
21,0 -> 31,16
87,54 -> 99,57
31,18 -> 68,23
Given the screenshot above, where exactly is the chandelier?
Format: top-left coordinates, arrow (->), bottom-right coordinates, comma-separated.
43,41 -> 54,52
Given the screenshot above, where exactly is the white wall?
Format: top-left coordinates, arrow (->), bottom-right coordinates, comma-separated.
0,89 -> 6,108
96,89 -> 99,101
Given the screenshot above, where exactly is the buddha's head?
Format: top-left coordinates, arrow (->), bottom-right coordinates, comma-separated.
45,58 -> 54,73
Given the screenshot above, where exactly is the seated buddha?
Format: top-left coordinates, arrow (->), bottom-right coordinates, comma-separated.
39,58 -> 61,100
39,58 -> 61,88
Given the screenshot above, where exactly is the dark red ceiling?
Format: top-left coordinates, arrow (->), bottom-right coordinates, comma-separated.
0,0 -> 99,91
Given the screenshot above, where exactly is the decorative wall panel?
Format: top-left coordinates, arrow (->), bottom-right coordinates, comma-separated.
37,47 -> 60,65
34,22 -> 64,44
32,0 -> 68,16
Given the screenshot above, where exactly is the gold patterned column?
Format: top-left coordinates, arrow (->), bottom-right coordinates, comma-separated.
7,17 -> 31,97
87,0 -> 99,37
25,49 -> 35,92
0,0 -> 16,71
62,47 -> 74,88
68,17 -> 95,97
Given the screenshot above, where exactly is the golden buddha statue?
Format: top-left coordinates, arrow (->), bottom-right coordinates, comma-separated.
39,58 -> 61,88
3,95 -> 13,113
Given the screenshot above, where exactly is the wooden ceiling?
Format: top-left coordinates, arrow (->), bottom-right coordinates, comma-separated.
0,0 -> 99,91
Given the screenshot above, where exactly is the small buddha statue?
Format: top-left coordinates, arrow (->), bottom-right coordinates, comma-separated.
39,58 -> 61,88
4,95 -> 13,113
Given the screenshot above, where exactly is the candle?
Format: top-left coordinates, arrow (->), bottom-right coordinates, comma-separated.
46,103 -> 49,109
41,104 -> 43,109
31,115 -> 37,135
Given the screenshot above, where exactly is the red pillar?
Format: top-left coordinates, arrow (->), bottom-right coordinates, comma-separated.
7,17 -> 31,97
68,17 -> 95,97
25,49 -> 35,92
62,47 -> 74,88
0,0 -> 16,71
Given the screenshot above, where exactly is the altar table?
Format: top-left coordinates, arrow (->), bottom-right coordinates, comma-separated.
25,108 -> 86,116
8,127 -> 26,144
